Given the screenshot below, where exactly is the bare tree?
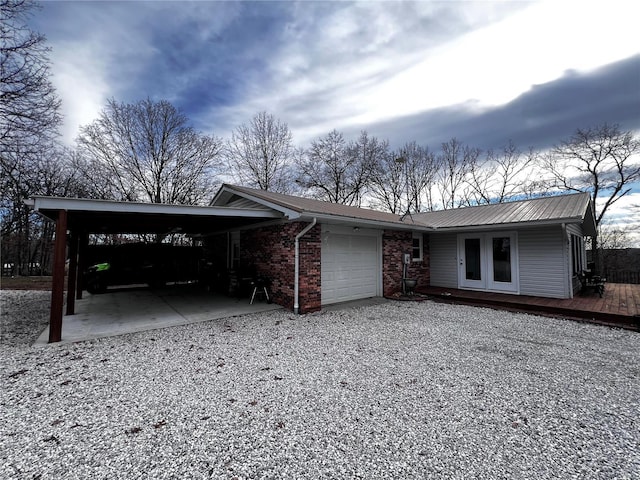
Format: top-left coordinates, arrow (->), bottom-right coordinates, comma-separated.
1,0 -> 61,155
369,151 -> 405,214
467,141 -> 537,204
400,142 -> 439,212
76,98 -> 223,205
226,111 -> 295,193
297,130 -> 379,206
540,123 -> 640,265
631,203 -> 640,241
598,222 -> 632,250
370,142 -> 439,214
436,138 -> 481,209
1,0 -> 66,275
1,145 -> 87,274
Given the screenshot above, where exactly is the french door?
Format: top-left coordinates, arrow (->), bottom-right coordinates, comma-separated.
458,233 -> 519,293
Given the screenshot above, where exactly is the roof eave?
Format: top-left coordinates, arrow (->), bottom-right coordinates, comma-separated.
26,196 -> 283,221
212,185 -> 302,220
298,212 -> 433,231
429,216 -> 592,233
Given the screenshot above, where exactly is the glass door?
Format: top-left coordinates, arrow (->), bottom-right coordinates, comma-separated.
458,235 -> 486,289
488,235 -> 517,292
458,233 -> 519,293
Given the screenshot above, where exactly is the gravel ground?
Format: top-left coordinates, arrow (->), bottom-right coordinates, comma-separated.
1,290 -> 639,479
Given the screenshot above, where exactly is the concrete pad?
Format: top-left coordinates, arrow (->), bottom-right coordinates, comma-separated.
321,296 -> 389,312
35,285 -> 281,345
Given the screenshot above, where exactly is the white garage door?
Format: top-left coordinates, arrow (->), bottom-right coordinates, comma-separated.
321,229 -> 380,305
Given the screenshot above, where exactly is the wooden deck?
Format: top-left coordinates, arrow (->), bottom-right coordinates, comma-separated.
418,283 -> 640,331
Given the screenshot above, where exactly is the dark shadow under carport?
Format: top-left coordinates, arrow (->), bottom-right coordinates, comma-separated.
25,195 -> 285,343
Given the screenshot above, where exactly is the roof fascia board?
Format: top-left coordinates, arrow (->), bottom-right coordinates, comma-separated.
194,218 -> 290,237
216,185 -> 435,230
27,196 -> 281,219
300,213 -> 433,232
212,186 -> 301,219
429,217 -> 589,233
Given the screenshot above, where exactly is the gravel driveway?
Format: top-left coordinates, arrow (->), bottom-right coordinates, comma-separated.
1,290 -> 639,479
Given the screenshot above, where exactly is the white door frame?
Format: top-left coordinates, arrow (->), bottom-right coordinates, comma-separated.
458,234 -> 485,289
457,232 -> 519,293
321,225 -> 382,305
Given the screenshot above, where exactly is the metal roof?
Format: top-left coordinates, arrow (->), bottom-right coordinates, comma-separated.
213,184 -> 420,230
412,193 -> 596,234
27,188 -> 596,236
216,186 -> 596,235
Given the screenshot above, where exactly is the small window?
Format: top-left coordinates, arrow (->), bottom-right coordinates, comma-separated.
412,234 -> 423,262
571,234 -> 584,274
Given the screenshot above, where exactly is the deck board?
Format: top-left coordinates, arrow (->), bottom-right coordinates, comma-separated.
418,283 -> 639,331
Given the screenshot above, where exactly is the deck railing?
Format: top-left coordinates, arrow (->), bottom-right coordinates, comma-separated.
604,270 -> 640,284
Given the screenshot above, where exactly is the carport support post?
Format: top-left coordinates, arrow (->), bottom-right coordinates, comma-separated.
49,209 -> 67,343
65,231 -> 79,315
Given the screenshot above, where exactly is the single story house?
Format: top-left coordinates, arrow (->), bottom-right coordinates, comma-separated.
211,185 -> 596,311
28,184 -> 596,342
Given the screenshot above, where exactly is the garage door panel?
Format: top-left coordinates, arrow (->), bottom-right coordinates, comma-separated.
321,231 -> 379,305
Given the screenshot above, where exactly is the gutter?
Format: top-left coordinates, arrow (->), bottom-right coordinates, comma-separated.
294,217 -> 317,314
428,217 -> 587,233
300,213 -> 432,232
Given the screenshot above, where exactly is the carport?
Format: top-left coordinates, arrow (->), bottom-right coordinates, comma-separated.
26,196 -> 283,343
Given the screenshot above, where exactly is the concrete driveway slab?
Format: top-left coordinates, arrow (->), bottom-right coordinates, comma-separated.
34,286 -> 281,345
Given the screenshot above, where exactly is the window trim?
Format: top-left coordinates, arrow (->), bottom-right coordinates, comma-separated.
571,234 -> 585,275
411,233 -> 423,262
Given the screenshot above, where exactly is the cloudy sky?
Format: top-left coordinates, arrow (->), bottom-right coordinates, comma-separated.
33,0 -> 639,238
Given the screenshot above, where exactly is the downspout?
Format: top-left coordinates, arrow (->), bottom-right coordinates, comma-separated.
562,222 -> 571,298
294,218 -> 317,314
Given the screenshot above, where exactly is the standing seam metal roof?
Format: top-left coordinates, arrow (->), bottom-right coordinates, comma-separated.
216,185 -> 595,233
218,184 -> 408,225
411,193 -> 593,229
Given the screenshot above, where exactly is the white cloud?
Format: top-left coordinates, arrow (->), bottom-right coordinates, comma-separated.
49,41 -> 110,144
41,1 -> 242,144
599,191 -> 640,247
209,0 -> 639,146
40,0 -> 639,150
333,0 -> 640,128
44,5 -> 155,143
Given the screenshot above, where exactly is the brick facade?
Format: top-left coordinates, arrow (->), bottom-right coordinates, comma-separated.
240,222 -> 321,313
382,230 -> 430,296
239,224 -> 430,312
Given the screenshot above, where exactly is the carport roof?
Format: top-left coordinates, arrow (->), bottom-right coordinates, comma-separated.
26,196 -> 283,234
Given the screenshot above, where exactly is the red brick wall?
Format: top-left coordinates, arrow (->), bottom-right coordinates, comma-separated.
382,230 -> 430,296
242,224 -> 431,310
297,225 -> 321,313
240,222 -> 321,313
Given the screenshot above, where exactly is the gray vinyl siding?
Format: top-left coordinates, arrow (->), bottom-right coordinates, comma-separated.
429,233 -> 458,288
226,197 -> 272,210
518,226 -> 569,298
566,223 -> 583,237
